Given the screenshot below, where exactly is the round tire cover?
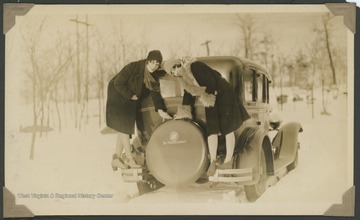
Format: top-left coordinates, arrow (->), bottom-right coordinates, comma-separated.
146,120 -> 208,187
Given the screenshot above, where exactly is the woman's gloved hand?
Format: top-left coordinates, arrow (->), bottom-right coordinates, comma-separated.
158,109 -> 173,119
174,105 -> 192,120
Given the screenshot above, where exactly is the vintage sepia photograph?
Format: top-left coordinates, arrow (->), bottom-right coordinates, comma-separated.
3,3 -> 355,217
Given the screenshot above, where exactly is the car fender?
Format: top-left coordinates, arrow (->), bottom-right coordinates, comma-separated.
238,127 -> 273,184
272,122 -> 303,163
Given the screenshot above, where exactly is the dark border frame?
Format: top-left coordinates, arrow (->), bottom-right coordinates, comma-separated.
0,0 -> 358,219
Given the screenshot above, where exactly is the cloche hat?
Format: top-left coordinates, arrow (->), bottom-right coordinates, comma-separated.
147,50 -> 163,63
162,59 -> 181,74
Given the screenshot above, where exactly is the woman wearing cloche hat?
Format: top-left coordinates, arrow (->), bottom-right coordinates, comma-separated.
163,56 -> 250,176
106,50 -> 173,171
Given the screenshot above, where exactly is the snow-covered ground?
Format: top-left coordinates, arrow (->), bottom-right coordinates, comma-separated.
4,88 -> 352,216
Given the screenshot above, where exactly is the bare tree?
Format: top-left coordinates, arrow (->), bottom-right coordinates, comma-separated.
95,54 -> 106,127
21,17 -> 47,159
332,46 -> 347,95
68,15 -> 100,130
21,17 -> 74,159
275,48 -> 289,111
256,34 -> 279,87
235,14 -> 257,59
47,34 -> 75,131
94,35 -> 111,127
322,13 -> 337,86
308,44 -> 318,119
314,13 -> 344,114
115,21 -> 128,71
307,24 -> 333,116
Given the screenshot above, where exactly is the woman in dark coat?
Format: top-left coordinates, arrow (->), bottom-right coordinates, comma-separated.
107,50 -> 172,170
163,57 -> 250,176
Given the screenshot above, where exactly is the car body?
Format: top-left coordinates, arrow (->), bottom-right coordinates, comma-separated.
119,56 -> 303,202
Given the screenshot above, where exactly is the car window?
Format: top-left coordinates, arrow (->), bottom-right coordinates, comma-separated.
244,69 -> 254,102
264,76 -> 269,103
200,60 -> 233,82
244,69 -> 269,103
257,73 -> 263,102
160,75 -> 183,98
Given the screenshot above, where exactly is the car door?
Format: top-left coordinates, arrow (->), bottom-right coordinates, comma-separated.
243,68 -> 271,132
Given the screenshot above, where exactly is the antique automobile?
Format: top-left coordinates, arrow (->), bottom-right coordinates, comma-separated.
117,56 -> 303,202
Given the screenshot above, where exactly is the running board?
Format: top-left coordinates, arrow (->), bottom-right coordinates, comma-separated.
209,168 -> 253,183
267,167 -> 288,187
274,158 -> 291,171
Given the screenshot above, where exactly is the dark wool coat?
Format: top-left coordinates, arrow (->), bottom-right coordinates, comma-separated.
183,61 -> 250,136
106,59 -> 166,134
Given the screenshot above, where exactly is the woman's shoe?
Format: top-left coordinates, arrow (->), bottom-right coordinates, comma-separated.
111,154 -> 126,171
207,160 -> 217,176
217,158 -> 233,169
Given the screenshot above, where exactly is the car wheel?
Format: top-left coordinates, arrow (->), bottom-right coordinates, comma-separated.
195,176 -> 209,184
287,149 -> 298,172
244,148 -> 267,202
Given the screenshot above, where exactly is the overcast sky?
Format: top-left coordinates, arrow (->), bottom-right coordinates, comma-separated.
7,4 -> 348,58
5,4 -> 349,92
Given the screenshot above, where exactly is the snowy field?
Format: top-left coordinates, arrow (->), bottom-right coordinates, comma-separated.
4,87 -> 353,216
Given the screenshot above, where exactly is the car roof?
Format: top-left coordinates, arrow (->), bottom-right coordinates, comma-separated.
197,56 -> 272,82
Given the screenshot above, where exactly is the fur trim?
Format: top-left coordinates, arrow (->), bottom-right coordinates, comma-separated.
178,78 -> 206,96
181,56 -> 197,69
178,57 -> 217,108
180,56 -> 199,87
176,105 -> 192,119
199,93 -> 216,107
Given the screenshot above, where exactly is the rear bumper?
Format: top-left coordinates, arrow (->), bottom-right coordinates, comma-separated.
121,167 -> 255,185
121,168 -> 144,182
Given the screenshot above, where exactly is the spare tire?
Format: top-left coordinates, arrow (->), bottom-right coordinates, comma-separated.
146,120 -> 209,187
